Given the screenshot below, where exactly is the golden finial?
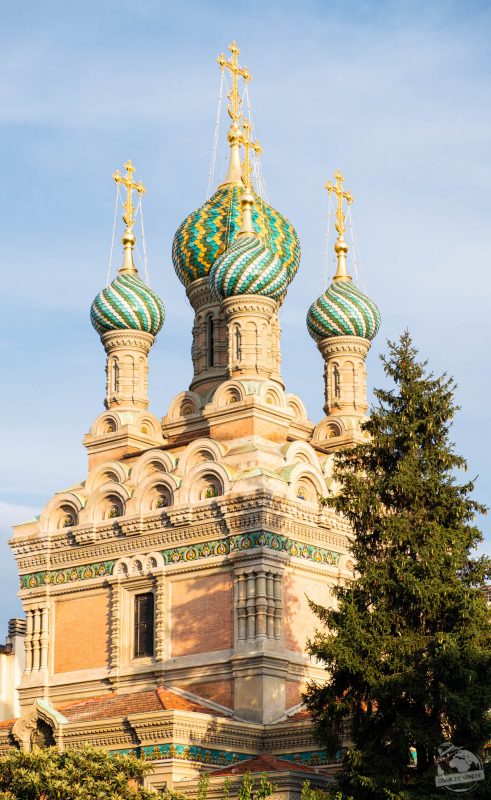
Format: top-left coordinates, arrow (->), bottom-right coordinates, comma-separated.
217,42 -> 251,187
237,119 -> 261,236
217,41 -> 251,125
325,170 -> 353,281
112,160 -> 146,275
239,119 -> 261,192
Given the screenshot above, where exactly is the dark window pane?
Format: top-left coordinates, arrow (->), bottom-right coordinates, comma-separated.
134,592 -> 154,658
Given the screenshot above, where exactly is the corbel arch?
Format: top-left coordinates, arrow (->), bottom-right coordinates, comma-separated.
165,390 -> 202,421
114,551 -> 165,578
281,440 -> 321,469
12,699 -> 68,751
131,449 -> 176,484
285,393 -> 309,423
258,380 -> 287,409
39,491 -> 86,533
128,473 -> 181,515
211,379 -> 247,409
284,463 -> 328,505
180,462 -> 231,504
85,460 -> 129,494
81,483 -> 131,524
176,437 -> 226,476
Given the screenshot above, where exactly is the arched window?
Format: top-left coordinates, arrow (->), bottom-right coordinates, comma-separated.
207,315 -> 215,367
234,324 -> 242,361
333,365 -> 341,398
134,592 -> 155,658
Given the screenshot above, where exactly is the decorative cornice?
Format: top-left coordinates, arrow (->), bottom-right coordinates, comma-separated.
221,295 -> 277,319
13,493 -> 351,575
318,335 -> 371,358
101,330 -> 154,354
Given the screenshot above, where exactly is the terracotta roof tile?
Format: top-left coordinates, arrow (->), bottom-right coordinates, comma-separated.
212,755 -> 317,776
57,686 -> 218,723
286,708 -> 311,721
0,718 -> 15,729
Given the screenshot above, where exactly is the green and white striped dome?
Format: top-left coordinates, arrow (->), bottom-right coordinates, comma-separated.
307,278 -> 380,342
209,234 -> 288,302
90,273 -> 165,336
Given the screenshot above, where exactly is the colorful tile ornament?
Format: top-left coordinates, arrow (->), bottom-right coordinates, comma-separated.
279,749 -> 344,765
209,234 -> 288,302
307,278 -> 380,342
91,273 -> 165,336
141,743 -> 251,765
172,185 -> 300,288
111,744 -> 343,766
21,561 -> 115,590
20,532 -> 340,589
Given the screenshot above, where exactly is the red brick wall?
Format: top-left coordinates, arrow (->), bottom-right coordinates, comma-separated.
285,680 -> 304,709
54,592 -> 109,673
284,573 -> 331,652
171,573 -> 233,656
178,680 -> 234,709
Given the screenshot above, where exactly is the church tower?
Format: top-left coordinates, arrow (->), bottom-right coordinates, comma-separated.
307,172 -> 380,447
4,43 -> 380,797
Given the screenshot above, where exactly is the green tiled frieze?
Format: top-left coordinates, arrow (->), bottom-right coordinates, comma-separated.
110,744 -> 251,765
20,561 -> 116,590
20,531 -> 341,589
111,745 -> 342,767
279,749 -> 343,766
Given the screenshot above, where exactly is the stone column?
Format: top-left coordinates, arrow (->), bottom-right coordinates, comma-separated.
221,295 -> 284,387
39,607 -> 49,671
101,330 -> 154,411
318,335 -> 371,419
25,611 -> 33,673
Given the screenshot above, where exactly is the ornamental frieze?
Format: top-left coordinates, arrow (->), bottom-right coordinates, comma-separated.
20,530 -> 341,589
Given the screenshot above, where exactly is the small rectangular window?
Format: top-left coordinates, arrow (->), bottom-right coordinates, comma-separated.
134,592 -> 154,658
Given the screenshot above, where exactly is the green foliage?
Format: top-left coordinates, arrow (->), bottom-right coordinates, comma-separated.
301,778 -> 353,800
197,772 -> 210,800
305,333 -> 491,800
0,745 -> 157,800
0,746 -> 279,800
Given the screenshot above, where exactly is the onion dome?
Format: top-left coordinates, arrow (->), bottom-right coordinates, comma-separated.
307,277 -> 380,342
209,233 -> 288,301
91,271 -> 165,336
91,160 -> 165,338
307,170 -> 380,343
172,184 -> 300,289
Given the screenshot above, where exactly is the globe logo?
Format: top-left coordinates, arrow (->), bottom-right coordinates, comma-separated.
435,741 -> 485,793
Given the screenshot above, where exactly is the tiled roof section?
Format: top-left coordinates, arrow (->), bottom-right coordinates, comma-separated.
212,755 -> 316,776
0,718 -> 15,729
57,687 -> 218,723
286,708 -> 311,721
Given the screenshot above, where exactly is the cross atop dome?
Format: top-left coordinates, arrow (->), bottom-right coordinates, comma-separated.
217,41 -> 251,126
239,118 -> 261,192
111,160 -> 146,276
325,170 -> 353,282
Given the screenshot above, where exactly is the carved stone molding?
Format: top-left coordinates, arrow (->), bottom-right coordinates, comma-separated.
101,330 -> 154,355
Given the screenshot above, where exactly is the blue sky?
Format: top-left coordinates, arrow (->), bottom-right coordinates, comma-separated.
1,0 -> 490,633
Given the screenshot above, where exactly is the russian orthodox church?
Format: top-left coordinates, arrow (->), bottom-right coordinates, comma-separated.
0,43 -> 380,795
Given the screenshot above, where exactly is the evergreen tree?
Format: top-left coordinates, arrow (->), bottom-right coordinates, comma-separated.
304,332 -> 491,799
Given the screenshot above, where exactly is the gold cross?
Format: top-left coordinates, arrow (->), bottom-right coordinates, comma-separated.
239,118 -> 261,191
112,160 -> 146,231
325,170 -> 353,237
217,41 -> 251,125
